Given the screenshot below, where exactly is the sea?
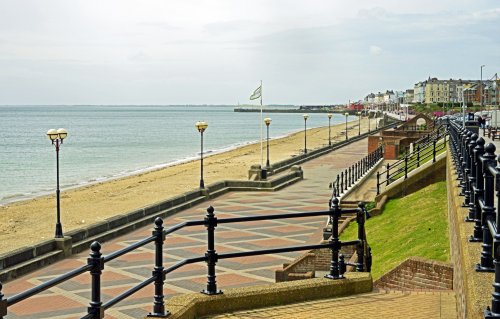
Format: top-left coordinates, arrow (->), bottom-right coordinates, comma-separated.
0,105 -> 353,205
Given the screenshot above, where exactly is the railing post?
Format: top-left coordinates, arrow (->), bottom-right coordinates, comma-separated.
336,175 -> 340,197
386,163 -> 390,186
352,165 -> 355,185
348,167 -> 352,187
325,197 -> 343,280
339,254 -> 346,277
148,217 -> 169,318
404,156 -> 408,179
463,132 -> 473,209
466,134 -> 480,228
340,171 -> 344,192
457,128 -> 466,194
477,141 -> 494,271
202,206 -> 222,295
356,202 -> 366,272
433,139 -> 437,163
87,241 -> 104,319
376,172 -> 380,195
468,134 -> 480,241
0,282 -> 6,319
345,169 -> 348,190
485,148 -> 500,317
417,144 -> 420,168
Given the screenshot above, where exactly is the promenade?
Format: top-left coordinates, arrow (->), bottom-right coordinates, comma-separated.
1,137 -> 457,318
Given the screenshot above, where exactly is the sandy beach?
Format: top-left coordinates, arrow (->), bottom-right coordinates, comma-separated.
0,117 -> 374,255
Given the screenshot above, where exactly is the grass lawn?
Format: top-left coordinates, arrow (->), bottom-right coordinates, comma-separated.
341,180 -> 449,280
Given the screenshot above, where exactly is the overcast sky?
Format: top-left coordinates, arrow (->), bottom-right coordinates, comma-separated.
1,0 -> 499,105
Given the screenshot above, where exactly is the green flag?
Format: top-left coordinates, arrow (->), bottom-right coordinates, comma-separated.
250,85 -> 262,100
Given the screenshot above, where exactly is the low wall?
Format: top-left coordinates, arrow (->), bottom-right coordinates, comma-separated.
375,151 -> 447,201
445,146 -> 469,319
167,273 -> 373,319
374,257 -> 453,290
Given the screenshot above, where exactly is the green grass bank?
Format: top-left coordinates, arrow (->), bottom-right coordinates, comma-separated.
342,180 -> 450,280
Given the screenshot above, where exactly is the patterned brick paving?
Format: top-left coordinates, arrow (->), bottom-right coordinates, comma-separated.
204,290 -> 457,319
3,138 -> 443,319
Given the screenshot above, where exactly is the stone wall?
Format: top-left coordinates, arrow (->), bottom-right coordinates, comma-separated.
446,148 -> 468,319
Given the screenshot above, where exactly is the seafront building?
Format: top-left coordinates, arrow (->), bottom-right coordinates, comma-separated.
363,75 -> 500,107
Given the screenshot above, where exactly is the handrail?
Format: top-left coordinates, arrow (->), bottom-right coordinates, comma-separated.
0,197 -> 371,319
7,264 -> 92,306
331,146 -> 383,197
376,128 -> 448,195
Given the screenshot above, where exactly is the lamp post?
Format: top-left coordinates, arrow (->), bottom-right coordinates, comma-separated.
481,65 -> 485,114
264,118 -> 272,168
327,113 -> 333,146
303,114 -> 309,154
47,128 -> 68,238
195,121 -> 208,189
357,111 -> 361,135
344,112 -> 349,140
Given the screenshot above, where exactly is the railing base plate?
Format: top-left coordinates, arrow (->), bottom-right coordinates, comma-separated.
201,289 -> 223,295
324,274 -> 344,280
469,235 -> 482,242
147,311 -> 171,318
476,264 -> 495,273
484,309 -> 500,318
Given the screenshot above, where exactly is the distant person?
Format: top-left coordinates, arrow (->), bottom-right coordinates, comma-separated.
478,116 -> 485,128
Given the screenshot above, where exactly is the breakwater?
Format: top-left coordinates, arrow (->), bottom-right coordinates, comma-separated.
234,108 -> 355,114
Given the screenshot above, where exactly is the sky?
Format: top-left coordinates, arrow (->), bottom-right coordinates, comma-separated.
0,0 -> 499,105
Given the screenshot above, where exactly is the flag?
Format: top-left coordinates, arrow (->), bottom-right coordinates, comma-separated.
250,85 -> 262,100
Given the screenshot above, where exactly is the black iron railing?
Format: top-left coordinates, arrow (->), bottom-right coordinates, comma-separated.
447,118 -> 500,318
376,127 -> 448,195
331,146 -> 383,197
0,198 -> 371,319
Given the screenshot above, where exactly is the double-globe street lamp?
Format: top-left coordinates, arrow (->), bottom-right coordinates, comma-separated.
46,128 -> 68,238
344,112 -> 349,140
264,118 -> 272,168
327,113 -> 333,146
303,114 -> 309,154
195,121 -> 208,189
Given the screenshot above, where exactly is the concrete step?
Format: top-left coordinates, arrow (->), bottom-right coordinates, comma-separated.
0,250 -> 64,282
72,194 -> 207,254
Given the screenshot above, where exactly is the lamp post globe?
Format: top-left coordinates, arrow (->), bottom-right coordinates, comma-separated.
264,118 -> 272,168
195,121 -> 208,189
303,114 -> 309,154
344,112 -> 349,140
47,128 -> 68,238
327,113 -> 333,146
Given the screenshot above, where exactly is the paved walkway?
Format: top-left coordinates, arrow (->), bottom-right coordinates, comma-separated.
204,289 -> 457,319
2,140 -> 368,318
1,138 -> 457,319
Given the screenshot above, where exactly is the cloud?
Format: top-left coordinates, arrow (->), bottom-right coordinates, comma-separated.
369,45 -> 383,55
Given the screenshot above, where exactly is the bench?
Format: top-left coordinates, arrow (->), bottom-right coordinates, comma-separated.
488,127 -> 500,141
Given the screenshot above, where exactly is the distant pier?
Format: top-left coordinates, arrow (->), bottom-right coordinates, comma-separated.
234,108 -> 353,114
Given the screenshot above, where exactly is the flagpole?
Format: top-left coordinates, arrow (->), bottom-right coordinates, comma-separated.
260,80 -> 263,168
